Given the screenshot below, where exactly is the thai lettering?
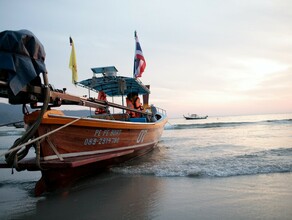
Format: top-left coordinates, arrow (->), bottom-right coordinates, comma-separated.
94,129 -> 121,137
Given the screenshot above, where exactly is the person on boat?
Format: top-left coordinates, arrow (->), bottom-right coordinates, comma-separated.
95,90 -> 109,114
126,93 -> 135,117
132,92 -> 143,117
126,92 -> 143,117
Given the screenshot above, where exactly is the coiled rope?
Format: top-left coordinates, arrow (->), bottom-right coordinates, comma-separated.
5,72 -> 50,171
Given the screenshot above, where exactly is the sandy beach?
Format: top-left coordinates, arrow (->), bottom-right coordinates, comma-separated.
0,171 -> 290,220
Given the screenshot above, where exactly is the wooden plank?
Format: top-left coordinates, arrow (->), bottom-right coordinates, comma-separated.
0,150 -> 134,170
70,150 -> 134,167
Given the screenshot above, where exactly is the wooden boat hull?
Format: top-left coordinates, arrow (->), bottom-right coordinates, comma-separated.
34,145 -> 155,196
22,110 -> 167,195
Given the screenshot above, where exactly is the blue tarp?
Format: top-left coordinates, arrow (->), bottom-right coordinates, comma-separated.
0,30 -> 46,95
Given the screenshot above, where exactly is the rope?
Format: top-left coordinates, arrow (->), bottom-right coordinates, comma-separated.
36,139 -> 42,170
1,116 -> 83,158
167,121 -> 173,126
5,72 -> 51,168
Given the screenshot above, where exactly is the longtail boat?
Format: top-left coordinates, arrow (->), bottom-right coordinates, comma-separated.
0,30 -> 167,196
183,114 -> 208,120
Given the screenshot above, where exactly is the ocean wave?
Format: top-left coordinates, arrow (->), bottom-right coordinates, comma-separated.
111,147 -> 292,178
111,162 -> 292,178
165,118 -> 292,130
0,179 -> 36,188
266,119 -> 292,124
165,121 -> 254,130
0,129 -> 25,137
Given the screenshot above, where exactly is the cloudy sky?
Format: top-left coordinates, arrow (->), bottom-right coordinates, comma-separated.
1,0 -> 292,117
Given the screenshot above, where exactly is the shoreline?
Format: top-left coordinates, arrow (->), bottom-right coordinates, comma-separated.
0,172 -> 291,220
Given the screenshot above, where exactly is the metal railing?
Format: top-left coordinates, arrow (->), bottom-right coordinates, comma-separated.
155,106 -> 167,116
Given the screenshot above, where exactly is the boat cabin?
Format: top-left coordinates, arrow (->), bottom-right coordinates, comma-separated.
78,66 -> 158,122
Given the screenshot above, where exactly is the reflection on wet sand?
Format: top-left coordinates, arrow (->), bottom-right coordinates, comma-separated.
21,174 -> 164,220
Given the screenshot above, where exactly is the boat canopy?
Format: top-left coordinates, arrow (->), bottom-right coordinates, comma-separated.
78,66 -> 150,96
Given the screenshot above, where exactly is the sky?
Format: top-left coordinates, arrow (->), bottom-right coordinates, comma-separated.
1,0 -> 292,118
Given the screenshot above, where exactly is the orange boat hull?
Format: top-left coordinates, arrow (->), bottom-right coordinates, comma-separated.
23,110 -> 167,195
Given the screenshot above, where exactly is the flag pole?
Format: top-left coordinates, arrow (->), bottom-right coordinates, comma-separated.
133,30 -> 137,78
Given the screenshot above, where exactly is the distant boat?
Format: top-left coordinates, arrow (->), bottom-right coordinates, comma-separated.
183,114 -> 208,120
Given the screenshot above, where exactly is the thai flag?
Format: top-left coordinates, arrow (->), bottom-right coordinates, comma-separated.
133,31 -> 146,78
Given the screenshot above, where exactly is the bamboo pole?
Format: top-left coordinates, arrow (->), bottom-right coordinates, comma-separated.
50,91 -> 152,116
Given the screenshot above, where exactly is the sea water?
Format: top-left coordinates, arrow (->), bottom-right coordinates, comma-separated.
0,113 -> 291,219
112,113 -> 292,177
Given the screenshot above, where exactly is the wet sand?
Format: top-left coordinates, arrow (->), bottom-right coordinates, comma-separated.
1,172 -> 291,220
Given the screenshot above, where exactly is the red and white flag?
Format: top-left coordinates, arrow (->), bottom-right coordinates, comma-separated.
133,31 -> 146,78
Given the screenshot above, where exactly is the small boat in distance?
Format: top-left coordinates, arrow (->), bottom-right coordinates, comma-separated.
183,114 -> 208,120
0,30 -> 167,196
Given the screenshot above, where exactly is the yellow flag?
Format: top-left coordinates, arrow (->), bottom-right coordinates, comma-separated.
69,37 -> 78,84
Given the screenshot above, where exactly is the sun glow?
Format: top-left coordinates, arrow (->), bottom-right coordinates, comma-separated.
246,58 -> 288,75
235,58 -> 289,91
